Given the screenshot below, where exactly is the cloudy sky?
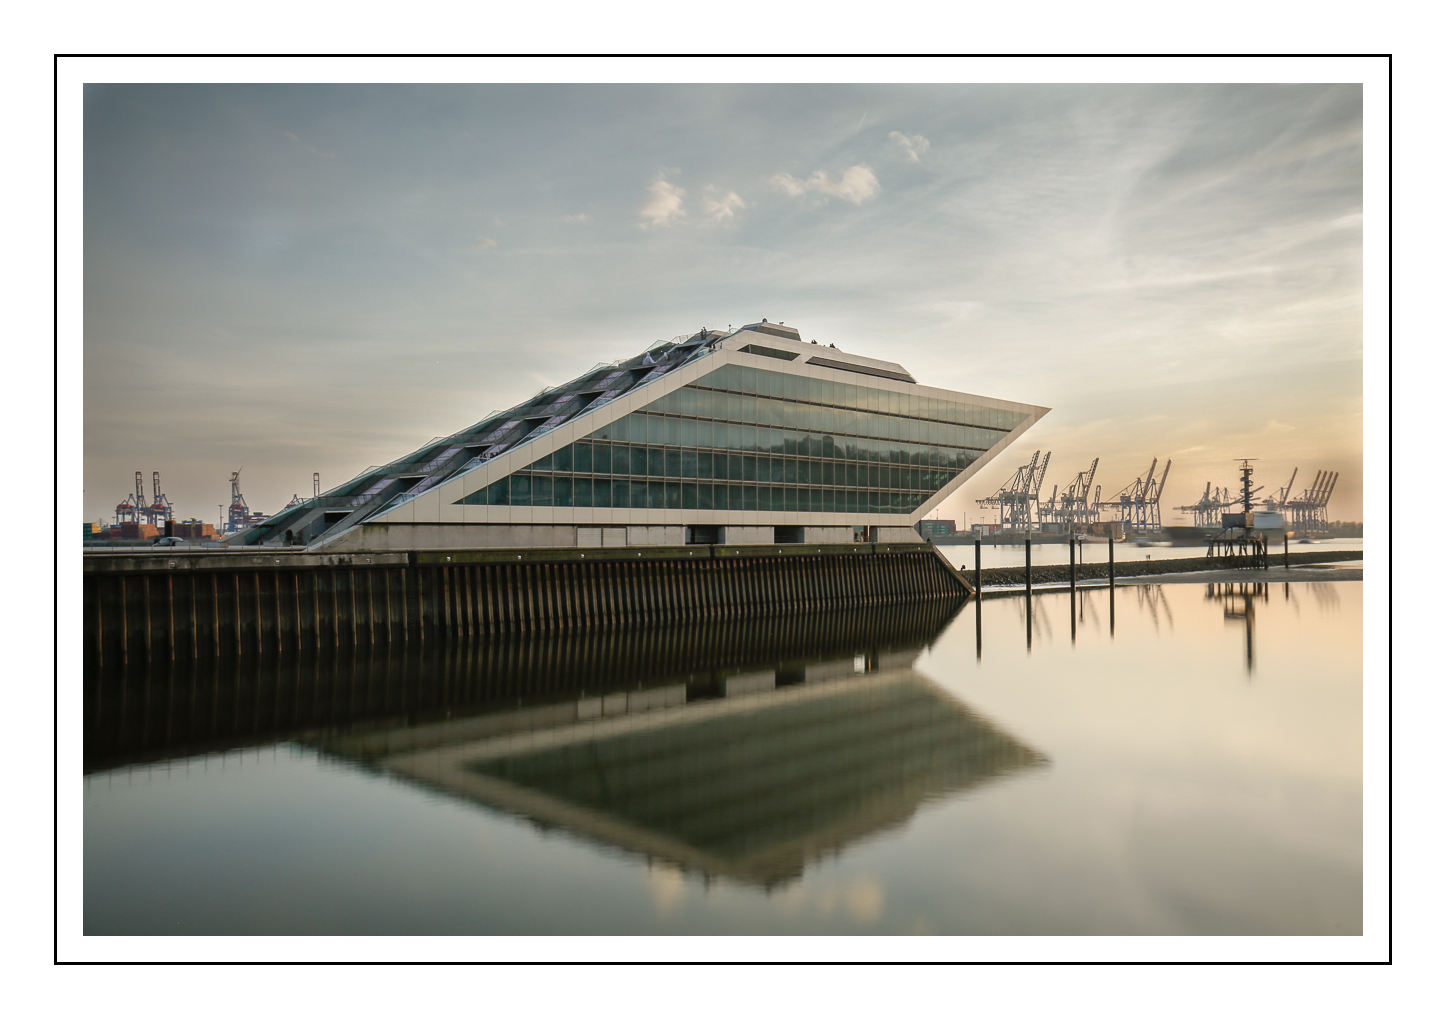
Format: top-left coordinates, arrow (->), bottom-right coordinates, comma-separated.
82,81 -> 1365,526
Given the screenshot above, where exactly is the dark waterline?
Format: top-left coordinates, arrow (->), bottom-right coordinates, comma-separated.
84,582 -> 1362,936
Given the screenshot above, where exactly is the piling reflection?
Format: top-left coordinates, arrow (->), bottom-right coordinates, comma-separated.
84,598 -> 963,774
1206,583 -> 1266,672
84,597 -> 1051,891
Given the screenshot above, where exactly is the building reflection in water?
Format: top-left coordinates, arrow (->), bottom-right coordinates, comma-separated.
85,599 -> 1048,889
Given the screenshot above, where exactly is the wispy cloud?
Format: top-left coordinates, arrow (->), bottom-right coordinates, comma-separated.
281,128 -> 335,159
639,178 -> 686,227
471,237 -> 498,249
770,165 -> 880,205
701,185 -> 746,224
889,130 -> 930,163
559,213 -> 591,223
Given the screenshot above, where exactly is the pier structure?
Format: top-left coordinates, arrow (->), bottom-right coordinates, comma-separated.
231,321 -> 1048,553
84,541 -> 973,669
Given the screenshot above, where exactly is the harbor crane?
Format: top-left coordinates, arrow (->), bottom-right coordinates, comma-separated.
1286,469 -> 1339,535
145,471 -> 174,528
976,450 -> 1050,533
1038,457 -> 1101,529
1103,457 -> 1171,535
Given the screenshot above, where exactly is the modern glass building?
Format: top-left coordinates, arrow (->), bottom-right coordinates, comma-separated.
244,322 -> 1047,550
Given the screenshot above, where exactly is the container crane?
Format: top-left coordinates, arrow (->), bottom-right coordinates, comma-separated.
976,450 -> 1049,533
146,471 -> 175,528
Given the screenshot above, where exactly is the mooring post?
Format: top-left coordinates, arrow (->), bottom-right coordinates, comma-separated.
1284,532 -> 1289,569
974,538 -> 982,595
1025,537 -> 1032,594
1108,535 -> 1115,588
1069,536 -> 1076,591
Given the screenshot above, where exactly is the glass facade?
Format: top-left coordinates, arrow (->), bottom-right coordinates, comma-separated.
456,363 -> 1032,514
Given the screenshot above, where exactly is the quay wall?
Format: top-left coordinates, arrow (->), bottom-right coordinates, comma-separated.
83,543 -> 972,669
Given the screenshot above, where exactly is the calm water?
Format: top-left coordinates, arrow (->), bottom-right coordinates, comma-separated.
936,535 -> 1364,572
84,581 -> 1362,936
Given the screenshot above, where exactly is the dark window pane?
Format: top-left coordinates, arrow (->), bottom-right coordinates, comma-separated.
487,479 -> 509,506
553,445 -> 573,473
573,476 -> 591,507
665,448 -> 681,477
595,478 -> 613,508
785,487 -> 797,512
574,442 -> 592,474
631,445 -> 648,475
613,445 -> 630,475
727,484 -> 744,511
681,449 -> 698,479
510,474 -> 532,506
810,488 -> 822,513
648,447 -> 665,477
698,451 -> 714,480
531,452 -> 553,472
727,454 -> 743,481
699,483 -> 714,510
681,482 -> 697,509
646,415 -> 664,445
648,480 -> 664,509
784,459 -> 798,484
679,418 -> 698,447
666,481 -> 681,509
613,479 -> 630,508
534,475 -> 553,505
822,489 -> 834,513
630,480 -> 648,508
554,476 -> 572,507
809,460 -> 823,484
743,485 -> 757,511
742,455 -> 756,482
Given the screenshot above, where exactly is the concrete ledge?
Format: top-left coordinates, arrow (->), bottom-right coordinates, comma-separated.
82,543 -> 940,573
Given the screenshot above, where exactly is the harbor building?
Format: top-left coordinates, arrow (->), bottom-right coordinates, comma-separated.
241,322 -> 1048,551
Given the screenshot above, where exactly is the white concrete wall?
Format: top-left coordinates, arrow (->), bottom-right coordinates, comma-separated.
627,525 -> 686,546
804,526 -> 855,544
874,526 -> 925,543
722,526 -> 774,545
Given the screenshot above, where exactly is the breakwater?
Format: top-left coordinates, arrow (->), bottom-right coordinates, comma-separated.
83,543 -> 970,669
970,548 -> 1360,588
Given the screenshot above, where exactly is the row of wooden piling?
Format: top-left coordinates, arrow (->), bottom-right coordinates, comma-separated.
84,548 -> 969,669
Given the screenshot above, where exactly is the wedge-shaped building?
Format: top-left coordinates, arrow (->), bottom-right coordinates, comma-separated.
245,321 -> 1048,550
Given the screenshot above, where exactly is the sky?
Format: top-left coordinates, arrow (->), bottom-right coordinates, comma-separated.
82,81 -> 1366,527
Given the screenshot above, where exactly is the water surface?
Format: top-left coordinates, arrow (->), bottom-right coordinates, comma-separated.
84,582 -> 1361,935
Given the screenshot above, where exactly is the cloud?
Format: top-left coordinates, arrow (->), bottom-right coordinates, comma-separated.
770,165 -> 880,205
701,185 -> 746,224
559,213 -> 590,223
888,130 -> 930,163
639,178 -> 686,227
471,237 -> 498,249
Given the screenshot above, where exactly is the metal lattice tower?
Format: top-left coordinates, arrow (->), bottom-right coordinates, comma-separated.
976,450 -> 1050,533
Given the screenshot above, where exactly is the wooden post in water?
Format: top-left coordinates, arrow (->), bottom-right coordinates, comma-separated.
1108,535 -> 1115,588
1284,531 -> 1289,569
1069,535 -> 1076,591
1025,537 -> 1032,594
974,538 -> 981,595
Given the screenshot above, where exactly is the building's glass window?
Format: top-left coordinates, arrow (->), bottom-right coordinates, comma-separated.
456,363 -> 1032,511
